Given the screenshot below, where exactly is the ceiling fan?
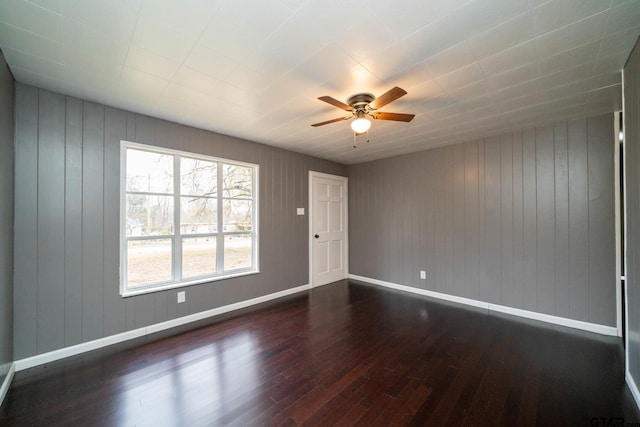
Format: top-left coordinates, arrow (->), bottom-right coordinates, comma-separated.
311,87 -> 415,140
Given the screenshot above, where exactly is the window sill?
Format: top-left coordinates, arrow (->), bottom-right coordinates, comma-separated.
120,269 -> 260,298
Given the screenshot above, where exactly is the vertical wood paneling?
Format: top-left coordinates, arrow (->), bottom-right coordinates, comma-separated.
291,155 -> 300,284
452,144 -> 465,296
444,148 -> 455,295
432,147 -> 442,290
624,38 -> 640,390
0,51 -> 14,373
271,149 -> 282,286
153,292 -> 169,324
103,107 -> 127,336
512,132 -> 524,309
155,119 -> 173,150
568,118 -> 589,321
378,162 -> 389,281
477,140 -> 487,300
282,151 -> 291,292
81,101 -> 105,341
464,141 -> 480,299
37,90 -> 66,353
401,157 -> 413,288
500,134 -> 514,307
258,147 -> 269,284
372,164 -> 388,277
413,160 -> 421,289
444,148 -> 454,293
64,97 -> 83,346
349,165 -> 359,278
302,156 -> 309,284
522,129 -> 538,312
284,152 -> 294,289
536,125 -> 556,315
347,115 -> 616,327
13,85 -> 38,359
386,163 -> 398,282
13,79 -> 619,360
393,162 -> 403,283
14,84 -> 346,359
483,136 -> 501,304
554,122 -> 570,317
399,157 -> 415,285
425,153 -> 436,290
372,162 -> 384,279
587,114 -> 615,326
409,155 -> 423,289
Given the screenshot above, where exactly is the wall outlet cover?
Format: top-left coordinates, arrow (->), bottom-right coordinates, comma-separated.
177,291 -> 186,303
420,270 -> 426,279
297,208 -> 305,215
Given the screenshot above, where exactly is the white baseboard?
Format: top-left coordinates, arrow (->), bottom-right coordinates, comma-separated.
626,371 -> 640,411
15,284 -> 311,371
488,302 -> 617,336
349,274 -> 618,336
0,362 -> 15,407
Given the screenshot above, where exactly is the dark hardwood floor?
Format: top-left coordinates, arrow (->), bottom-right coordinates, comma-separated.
1,280 -> 638,426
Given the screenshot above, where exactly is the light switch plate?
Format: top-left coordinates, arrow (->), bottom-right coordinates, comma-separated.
297,208 -> 305,215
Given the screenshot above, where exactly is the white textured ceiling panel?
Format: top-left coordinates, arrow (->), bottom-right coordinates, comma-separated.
0,0 -> 638,164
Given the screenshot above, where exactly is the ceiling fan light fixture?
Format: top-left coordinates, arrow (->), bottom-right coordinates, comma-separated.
312,87 -> 414,137
351,112 -> 371,134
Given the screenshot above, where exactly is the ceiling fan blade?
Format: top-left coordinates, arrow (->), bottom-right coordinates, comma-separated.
374,112 -> 415,122
318,96 -> 352,111
369,87 -> 408,110
311,116 -> 352,127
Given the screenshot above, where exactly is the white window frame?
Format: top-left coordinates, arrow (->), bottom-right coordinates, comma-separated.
120,140 -> 259,297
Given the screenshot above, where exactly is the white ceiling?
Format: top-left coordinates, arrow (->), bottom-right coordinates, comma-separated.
0,0 -> 638,164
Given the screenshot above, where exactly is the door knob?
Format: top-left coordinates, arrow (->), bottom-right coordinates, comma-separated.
314,234 -> 319,238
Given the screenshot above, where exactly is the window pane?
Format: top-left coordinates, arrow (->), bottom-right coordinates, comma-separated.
126,149 -> 173,193
224,234 -> 252,271
127,239 -> 172,287
223,164 -> 252,198
180,197 -> 217,234
223,199 -> 252,231
126,195 -> 173,236
183,237 -> 217,278
181,157 -> 216,196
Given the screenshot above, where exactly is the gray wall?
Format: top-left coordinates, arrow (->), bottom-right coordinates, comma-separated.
624,37 -> 640,391
13,83 -> 346,360
0,50 -> 14,383
348,114 -> 616,327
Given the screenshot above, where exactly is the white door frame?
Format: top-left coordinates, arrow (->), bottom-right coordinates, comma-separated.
614,110 -> 623,338
308,171 -> 349,287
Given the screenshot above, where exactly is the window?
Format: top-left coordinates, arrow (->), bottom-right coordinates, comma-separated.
120,141 -> 258,296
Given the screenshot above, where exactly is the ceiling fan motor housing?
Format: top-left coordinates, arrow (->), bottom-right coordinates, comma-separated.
347,93 -> 375,111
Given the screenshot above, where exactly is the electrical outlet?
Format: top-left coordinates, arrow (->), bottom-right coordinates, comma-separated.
297,208 -> 305,215
177,291 -> 186,303
420,270 -> 426,280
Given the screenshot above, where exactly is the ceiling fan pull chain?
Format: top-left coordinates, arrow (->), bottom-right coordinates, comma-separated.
353,132 -> 357,148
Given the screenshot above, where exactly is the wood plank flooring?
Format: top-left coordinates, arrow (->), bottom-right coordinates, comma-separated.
1,280 -> 638,426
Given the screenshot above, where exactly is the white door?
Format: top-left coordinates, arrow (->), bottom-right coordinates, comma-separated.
309,172 -> 348,287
